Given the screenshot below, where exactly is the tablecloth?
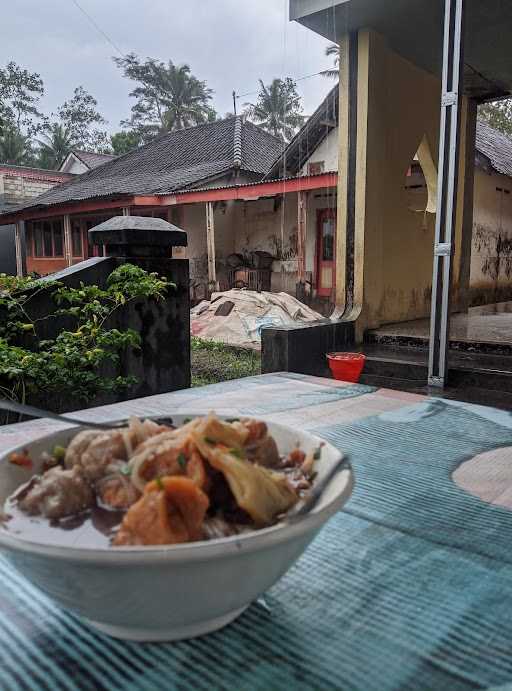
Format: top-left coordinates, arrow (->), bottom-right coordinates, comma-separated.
1,373 -> 512,690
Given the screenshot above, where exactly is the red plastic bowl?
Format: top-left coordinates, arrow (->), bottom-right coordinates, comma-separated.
326,352 -> 366,383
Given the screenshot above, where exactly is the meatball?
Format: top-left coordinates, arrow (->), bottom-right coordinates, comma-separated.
96,471 -> 140,511
19,466 -> 94,519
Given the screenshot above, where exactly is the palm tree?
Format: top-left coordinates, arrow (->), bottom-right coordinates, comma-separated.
157,63 -> 216,131
322,44 -> 340,79
115,54 -> 216,136
244,78 -> 304,142
0,127 -> 33,165
37,124 -> 74,170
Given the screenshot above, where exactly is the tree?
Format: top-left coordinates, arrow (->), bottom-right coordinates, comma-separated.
114,53 -> 216,139
0,61 -> 45,136
478,99 -> 512,137
0,126 -> 33,165
37,123 -> 74,170
244,78 -> 304,142
321,44 -> 340,79
111,130 -> 143,155
57,86 -> 110,152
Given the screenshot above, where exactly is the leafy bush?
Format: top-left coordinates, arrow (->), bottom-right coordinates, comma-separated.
0,264 -> 171,411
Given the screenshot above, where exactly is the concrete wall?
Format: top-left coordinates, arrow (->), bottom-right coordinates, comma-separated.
349,29 -> 446,331
300,127 -> 339,175
470,167 -> 512,304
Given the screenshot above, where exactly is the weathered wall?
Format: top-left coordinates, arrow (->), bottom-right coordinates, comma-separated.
470,167 -> 512,304
351,29 -> 448,331
0,173 -> 61,204
300,127 -> 339,175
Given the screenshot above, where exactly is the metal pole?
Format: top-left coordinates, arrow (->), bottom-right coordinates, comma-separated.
232,91 -> 237,117
428,0 -> 465,387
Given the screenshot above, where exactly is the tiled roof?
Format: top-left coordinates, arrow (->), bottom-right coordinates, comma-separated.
475,121 -> 512,178
2,118 -> 281,215
72,150 -> 117,170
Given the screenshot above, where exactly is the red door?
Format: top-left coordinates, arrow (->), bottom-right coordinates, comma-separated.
316,208 -> 336,297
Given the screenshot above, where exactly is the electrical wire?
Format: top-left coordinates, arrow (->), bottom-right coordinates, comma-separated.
70,0 -> 125,57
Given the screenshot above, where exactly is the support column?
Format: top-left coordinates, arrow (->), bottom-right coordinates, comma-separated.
456,98 -> 477,313
122,207 -> 130,216
428,0 -> 465,387
14,221 -> 26,277
205,201 -> 218,291
63,214 -> 73,267
297,191 -> 307,284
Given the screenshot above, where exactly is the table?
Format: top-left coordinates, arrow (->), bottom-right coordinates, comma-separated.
1,373 -> 512,691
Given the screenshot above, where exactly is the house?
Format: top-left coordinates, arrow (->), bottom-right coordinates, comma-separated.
0,116 -> 286,280
0,164 -> 72,274
59,149 -> 117,175
2,96 -> 511,319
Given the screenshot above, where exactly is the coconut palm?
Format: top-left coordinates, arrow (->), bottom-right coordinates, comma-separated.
115,54 -> 216,137
322,44 -> 340,79
37,123 -> 74,170
244,78 -> 304,142
0,127 -> 33,165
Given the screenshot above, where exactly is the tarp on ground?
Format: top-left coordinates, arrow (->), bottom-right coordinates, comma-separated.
190,289 -> 324,349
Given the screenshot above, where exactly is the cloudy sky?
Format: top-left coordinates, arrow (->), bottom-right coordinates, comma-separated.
2,1 -> 336,134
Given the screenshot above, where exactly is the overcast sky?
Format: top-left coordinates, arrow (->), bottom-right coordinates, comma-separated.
2,1 -> 336,134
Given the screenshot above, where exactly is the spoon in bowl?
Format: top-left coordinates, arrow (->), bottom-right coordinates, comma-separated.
284,453 -> 351,522
0,399 -> 173,431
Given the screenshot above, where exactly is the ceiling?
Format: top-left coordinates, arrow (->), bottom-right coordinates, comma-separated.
290,0 -> 512,101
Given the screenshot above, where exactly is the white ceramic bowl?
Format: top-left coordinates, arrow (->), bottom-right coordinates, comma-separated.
0,415 -> 353,641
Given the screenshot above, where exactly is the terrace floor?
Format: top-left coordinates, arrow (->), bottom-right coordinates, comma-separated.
369,301 -> 512,347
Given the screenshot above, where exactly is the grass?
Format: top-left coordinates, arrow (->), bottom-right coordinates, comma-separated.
191,337 -> 261,387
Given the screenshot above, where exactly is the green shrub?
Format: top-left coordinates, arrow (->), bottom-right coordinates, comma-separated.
0,264 -> 172,412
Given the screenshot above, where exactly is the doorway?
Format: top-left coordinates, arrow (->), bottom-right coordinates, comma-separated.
315,208 -> 336,297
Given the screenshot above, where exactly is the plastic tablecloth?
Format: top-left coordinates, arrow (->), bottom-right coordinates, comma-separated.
1,373 -> 512,690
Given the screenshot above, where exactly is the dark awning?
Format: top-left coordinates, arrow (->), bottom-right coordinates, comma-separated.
290,0 -> 512,100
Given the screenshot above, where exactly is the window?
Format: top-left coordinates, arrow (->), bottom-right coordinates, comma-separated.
28,219 -> 64,258
71,220 -> 82,257
308,161 -> 325,176
404,135 -> 438,218
53,224 -> 63,256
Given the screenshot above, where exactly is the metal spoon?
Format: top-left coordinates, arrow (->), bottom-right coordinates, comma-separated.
0,398 -> 173,431
284,454 -> 351,522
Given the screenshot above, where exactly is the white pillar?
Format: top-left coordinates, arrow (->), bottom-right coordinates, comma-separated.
205,201 -> 218,291
14,222 -> 24,277
122,207 -> 130,216
63,215 -> 73,267
297,191 -> 307,284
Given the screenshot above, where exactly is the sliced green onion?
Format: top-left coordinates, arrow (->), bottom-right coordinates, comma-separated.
204,436 -> 217,445
155,476 -> 164,490
52,445 -> 66,463
313,447 -> 322,461
119,465 -> 132,476
229,447 -> 245,459
177,452 -> 187,470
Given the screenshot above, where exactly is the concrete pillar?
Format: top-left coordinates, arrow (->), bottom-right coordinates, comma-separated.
122,207 -> 130,216
205,201 -> 218,291
14,221 -> 26,277
297,190 -> 307,283
63,215 -> 73,267
454,98 -> 477,313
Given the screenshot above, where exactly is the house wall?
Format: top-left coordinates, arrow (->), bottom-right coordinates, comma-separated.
300,127 -> 339,175
1,174 -> 60,204
470,167 -> 512,304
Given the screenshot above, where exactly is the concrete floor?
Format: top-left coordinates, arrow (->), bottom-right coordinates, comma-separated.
371,301 -> 512,345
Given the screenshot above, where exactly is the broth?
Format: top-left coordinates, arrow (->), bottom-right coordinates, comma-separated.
1,480 -> 123,548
